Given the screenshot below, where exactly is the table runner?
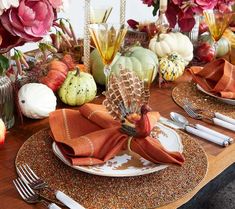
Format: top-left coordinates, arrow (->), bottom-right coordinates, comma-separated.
15,128 -> 207,209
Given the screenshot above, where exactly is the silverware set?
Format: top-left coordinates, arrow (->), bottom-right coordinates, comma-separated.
13,164 -> 86,209
183,99 -> 235,132
159,99 -> 234,147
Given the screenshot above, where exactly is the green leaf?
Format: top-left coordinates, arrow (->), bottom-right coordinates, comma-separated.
152,1 -> 159,16
152,7 -> 158,16
0,55 -> 9,76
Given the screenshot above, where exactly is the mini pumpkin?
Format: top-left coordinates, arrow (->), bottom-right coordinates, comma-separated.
159,52 -> 185,81
18,83 -> 57,119
58,69 -> 97,106
149,32 -> 193,65
40,59 -> 68,92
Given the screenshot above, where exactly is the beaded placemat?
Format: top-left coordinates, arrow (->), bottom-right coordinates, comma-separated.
15,128 -> 208,209
172,82 -> 235,119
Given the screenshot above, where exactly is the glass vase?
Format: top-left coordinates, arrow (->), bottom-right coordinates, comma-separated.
185,15 -> 200,46
0,75 -> 15,129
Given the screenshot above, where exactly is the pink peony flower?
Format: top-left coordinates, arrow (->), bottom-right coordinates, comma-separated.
195,0 -> 218,10
0,0 -> 56,42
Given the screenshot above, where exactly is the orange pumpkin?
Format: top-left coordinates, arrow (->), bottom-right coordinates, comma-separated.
61,54 -> 76,70
76,64 -> 86,72
40,60 -> 68,92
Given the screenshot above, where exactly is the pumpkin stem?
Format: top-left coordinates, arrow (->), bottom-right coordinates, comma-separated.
75,67 -> 80,76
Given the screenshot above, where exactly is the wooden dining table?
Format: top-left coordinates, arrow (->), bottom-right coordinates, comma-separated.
1,72 -> 235,209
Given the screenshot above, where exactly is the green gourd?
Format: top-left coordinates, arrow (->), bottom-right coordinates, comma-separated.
58,69 -> 97,106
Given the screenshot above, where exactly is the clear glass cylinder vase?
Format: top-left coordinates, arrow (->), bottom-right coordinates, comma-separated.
0,76 -> 15,129
185,15 -> 200,46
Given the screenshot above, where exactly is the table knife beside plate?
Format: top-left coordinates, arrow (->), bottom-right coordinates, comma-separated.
55,191 -> 85,209
159,117 -> 229,147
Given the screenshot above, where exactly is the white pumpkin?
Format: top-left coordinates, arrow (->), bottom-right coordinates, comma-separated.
149,32 -> 194,65
18,83 -> 57,119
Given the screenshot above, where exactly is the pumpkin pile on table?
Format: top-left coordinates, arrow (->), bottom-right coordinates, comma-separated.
17,27 -> 235,120
18,54 -> 97,119
90,32 -> 194,83
148,32 -> 193,81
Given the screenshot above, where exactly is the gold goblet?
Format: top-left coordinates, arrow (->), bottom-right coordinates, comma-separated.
90,6 -> 113,24
142,64 -> 155,104
204,10 -> 234,51
89,23 -> 127,86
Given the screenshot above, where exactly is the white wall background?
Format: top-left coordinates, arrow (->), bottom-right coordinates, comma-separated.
19,0 -> 155,52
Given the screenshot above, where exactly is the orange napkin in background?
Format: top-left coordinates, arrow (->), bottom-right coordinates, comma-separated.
190,59 -> 235,99
49,104 -> 185,166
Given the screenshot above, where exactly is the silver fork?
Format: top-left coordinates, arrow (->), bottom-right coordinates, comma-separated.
16,164 -> 49,190
16,164 -> 63,206
182,99 -> 212,121
16,164 -> 86,209
13,177 -> 61,209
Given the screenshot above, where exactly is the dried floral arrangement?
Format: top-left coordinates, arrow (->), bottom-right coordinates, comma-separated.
14,18 -> 83,87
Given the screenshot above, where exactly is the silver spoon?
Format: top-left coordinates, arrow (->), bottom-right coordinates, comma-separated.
170,112 -> 190,126
170,112 -> 232,145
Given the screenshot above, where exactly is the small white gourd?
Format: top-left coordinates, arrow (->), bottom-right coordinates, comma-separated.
18,83 -> 57,119
149,32 -> 194,65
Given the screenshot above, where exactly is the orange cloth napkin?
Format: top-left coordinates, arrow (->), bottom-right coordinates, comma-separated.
49,104 -> 185,166
190,59 -> 235,99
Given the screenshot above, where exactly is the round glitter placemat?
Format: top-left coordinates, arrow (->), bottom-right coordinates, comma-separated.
15,128 -> 208,209
172,82 -> 235,119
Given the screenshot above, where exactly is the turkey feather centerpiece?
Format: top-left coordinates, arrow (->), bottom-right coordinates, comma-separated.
103,68 -> 151,137
49,68 -> 185,167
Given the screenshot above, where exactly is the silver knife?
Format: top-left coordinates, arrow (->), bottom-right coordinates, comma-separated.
159,117 -> 229,147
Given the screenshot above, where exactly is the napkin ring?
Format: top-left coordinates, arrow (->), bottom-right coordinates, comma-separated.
127,136 -> 133,153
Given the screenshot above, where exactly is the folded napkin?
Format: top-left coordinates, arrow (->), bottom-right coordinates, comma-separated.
49,104 -> 184,166
190,59 -> 235,99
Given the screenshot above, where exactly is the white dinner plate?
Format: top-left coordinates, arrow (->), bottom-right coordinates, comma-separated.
52,123 -> 183,177
197,84 -> 235,105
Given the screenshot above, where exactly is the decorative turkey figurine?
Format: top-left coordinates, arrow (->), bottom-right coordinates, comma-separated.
103,68 -> 152,138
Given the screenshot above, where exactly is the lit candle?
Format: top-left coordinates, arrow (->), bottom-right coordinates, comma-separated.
160,0 -> 168,12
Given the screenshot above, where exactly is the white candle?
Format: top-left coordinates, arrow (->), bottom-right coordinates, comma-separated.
160,0 -> 168,12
